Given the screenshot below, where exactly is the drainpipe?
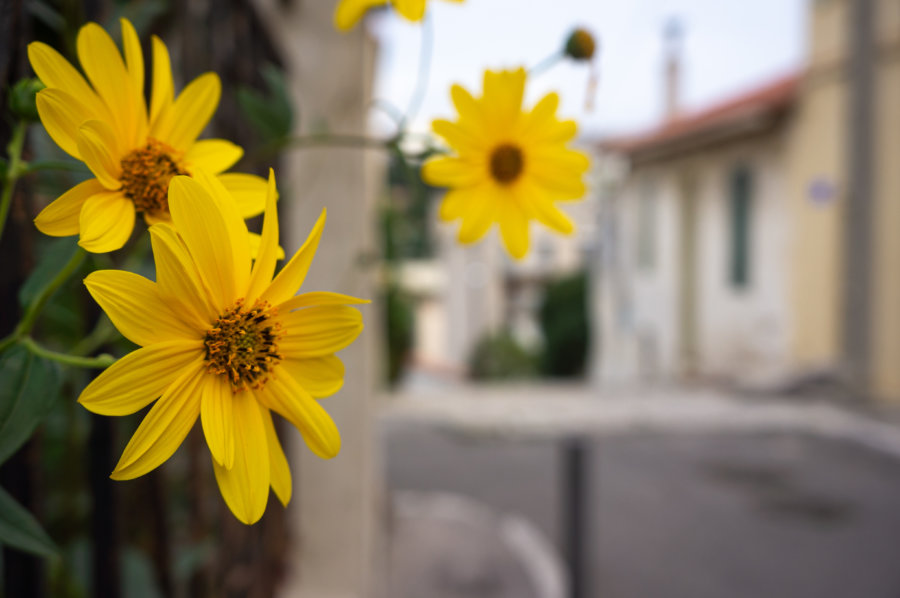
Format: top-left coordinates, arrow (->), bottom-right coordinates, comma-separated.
842,0 -> 875,399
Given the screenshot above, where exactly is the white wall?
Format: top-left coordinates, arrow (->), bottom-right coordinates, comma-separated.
596,133 -> 792,387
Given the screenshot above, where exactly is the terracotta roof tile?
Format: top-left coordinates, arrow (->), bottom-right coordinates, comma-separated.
602,72 -> 800,154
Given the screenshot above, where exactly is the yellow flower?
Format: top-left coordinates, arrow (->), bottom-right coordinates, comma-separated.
334,0 -> 463,31
29,18 -> 266,253
77,169 -> 367,524
422,68 -> 590,259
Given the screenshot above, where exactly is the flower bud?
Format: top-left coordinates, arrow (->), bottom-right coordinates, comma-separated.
564,28 -> 597,62
8,78 -> 45,123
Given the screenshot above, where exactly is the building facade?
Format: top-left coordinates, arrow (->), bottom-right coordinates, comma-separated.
596,0 -> 900,402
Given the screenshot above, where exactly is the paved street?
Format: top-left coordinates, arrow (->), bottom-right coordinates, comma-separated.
382,388 -> 900,597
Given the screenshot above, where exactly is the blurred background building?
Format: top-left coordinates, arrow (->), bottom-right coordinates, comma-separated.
593,0 -> 900,403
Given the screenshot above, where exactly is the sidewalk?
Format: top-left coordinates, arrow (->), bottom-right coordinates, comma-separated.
381,382 -> 900,458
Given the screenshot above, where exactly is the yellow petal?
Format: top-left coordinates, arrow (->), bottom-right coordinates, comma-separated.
259,371 -> 341,459
482,68 -> 526,126
149,36 -> 174,131
34,178 -> 106,237
217,173 -> 269,219
246,170 -> 280,303
450,84 -> 482,123
432,119 -> 484,154
165,72 -> 221,151
84,270 -> 198,346
111,357 -> 206,480
521,93 -> 577,143
248,232 -> 285,262
190,169 -> 251,294
76,120 -> 123,190
529,147 -> 590,176
281,355 -> 345,398
27,41 -> 107,122
392,0 -> 427,21
456,190 -> 498,244
261,209 -> 326,305
278,292 -> 370,311
260,408 -> 292,506
438,187 -> 480,222
422,156 -> 483,188
34,89 -> 92,159
120,18 -> 144,101
76,22 -> 144,148
167,176 -> 238,308
334,0 -> 388,31
212,393 -> 270,525
277,305 -> 364,358
78,339 -> 203,416
525,193 -> 574,235
78,191 -> 135,253
498,198 -> 530,259
201,374 -> 234,469
526,118 -> 578,145
148,223 -> 218,325
184,139 -> 243,175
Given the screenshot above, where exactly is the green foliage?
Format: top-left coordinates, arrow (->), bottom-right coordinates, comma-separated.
0,486 -> 58,558
18,237 -> 81,309
0,345 -> 62,466
385,283 -> 414,385
0,346 -> 62,559
538,270 -> 590,378
383,150 -> 438,260
469,329 -> 539,381
237,64 -> 293,144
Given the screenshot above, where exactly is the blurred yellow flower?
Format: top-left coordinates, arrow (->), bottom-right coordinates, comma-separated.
423,68 -> 590,259
78,170 -> 367,525
334,0 -> 463,31
29,18 -> 266,253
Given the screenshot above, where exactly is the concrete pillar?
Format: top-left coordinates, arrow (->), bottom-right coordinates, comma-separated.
251,1 -> 384,596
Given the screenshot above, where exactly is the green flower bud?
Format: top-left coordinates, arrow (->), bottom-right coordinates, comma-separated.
8,78 -> 45,123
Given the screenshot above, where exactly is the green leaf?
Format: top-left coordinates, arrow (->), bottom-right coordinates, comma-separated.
0,485 -> 57,558
0,345 -> 62,465
18,237 -> 80,309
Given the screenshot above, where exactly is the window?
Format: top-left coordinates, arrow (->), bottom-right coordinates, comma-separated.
636,178 -> 656,271
729,166 -> 753,288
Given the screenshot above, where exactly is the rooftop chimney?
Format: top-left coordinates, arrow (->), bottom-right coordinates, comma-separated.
664,18 -> 683,121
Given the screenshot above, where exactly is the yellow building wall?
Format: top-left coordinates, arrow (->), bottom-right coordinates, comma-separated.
868,1 -> 900,401
786,0 -> 848,370
786,80 -> 846,368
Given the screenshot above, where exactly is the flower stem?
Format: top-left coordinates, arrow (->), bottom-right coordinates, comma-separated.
0,120 -> 27,246
0,246 -> 86,353
403,13 -> 434,127
21,337 -> 115,369
530,51 -> 563,77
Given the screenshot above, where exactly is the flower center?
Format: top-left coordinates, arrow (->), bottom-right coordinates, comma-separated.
204,299 -> 282,392
489,144 -> 524,184
119,139 -> 187,217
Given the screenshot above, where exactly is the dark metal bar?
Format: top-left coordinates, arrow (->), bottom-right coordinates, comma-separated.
89,416 -> 120,598
562,436 -> 588,598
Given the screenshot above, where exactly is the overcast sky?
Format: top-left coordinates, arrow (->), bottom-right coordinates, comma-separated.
369,0 -> 808,139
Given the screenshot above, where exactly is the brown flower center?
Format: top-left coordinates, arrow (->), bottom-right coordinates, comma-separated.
489,144 -> 524,184
119,139 -> 187,217
204,299 -> 282,392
